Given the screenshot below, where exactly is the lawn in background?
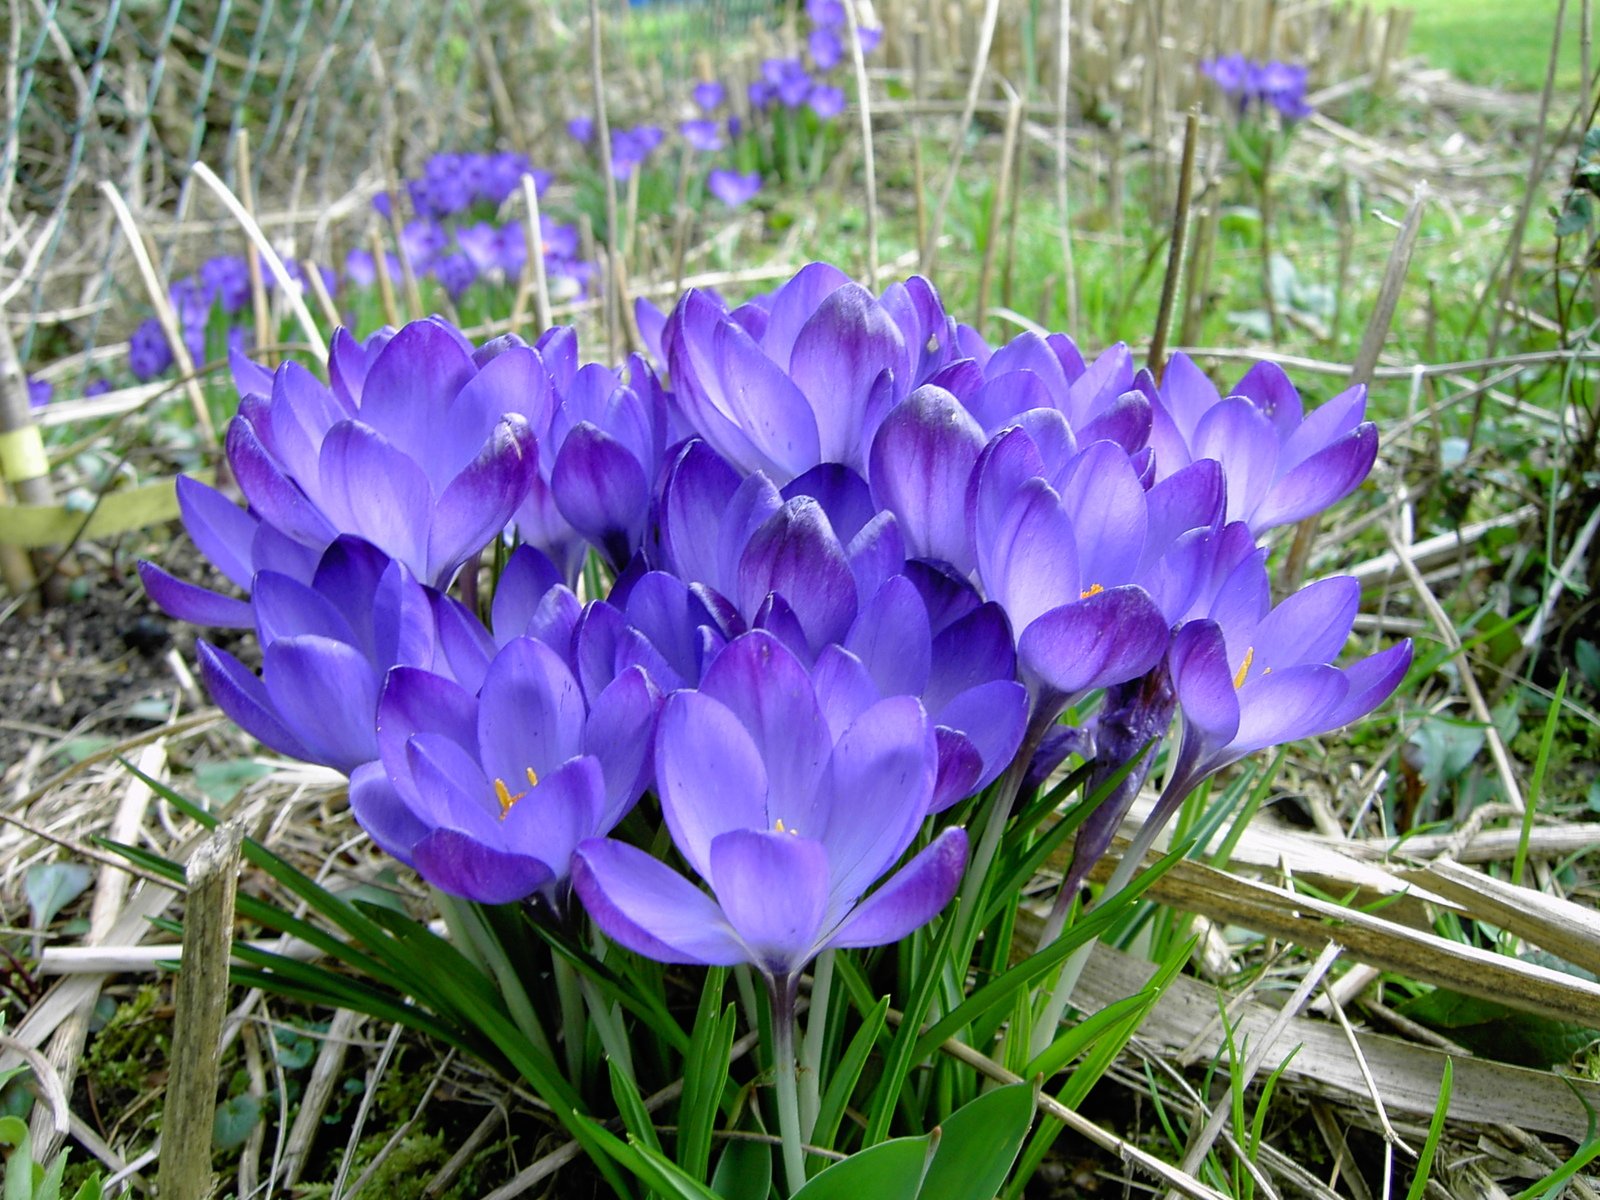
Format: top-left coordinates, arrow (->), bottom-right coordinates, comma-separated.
1404,0 -> 1583,92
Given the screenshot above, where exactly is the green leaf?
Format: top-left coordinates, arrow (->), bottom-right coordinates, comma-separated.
25,862 -> 93,931
679,972 -> 735,1180
710,1138 -> 772,1199
790,1133 -> 938,1200
213,1093 -> 262,1150
190,760 -> 274,804
2,1115 -> 33,1200
1395,990 -> 1599,1068
918,1083 -> 1035,1200
811,995 -> 890,1153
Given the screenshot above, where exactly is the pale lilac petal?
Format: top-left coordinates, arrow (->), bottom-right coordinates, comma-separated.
827,827 -> 967,947
736,498 -> 856,651
1232,360 -> 1302,441
1078,389 -> 1152,453
1155,353 -> 1220,443
261,636 -> 381,772
551,422 -> 649,566
499,755 -> 607,873
1232,665 -> 1348,756
699,632 -> 832,832
1280,384 -> 1367,470
316,421 -> 432,574
583,666 -> 659,824
710,316 -> 820,479
709,830 -> 830,973
845,576 -> 932,697
655,690 -> 769,879
573,839 -> 747,965
376,666 -> 479,778
1059,441 -> 1147,586
844,511 -> 906,605
810,645 -> 879,741
1252,576 -> 1359,668
983,478 -> 1076,634
476,637 -> 587,787
490,544 -> 563,639
1325,641 -> 1412,728
226,418 -> 338,549
176,475 -> 258,589
819,695 -> 936,904
1251,424 -> 1377,532
790,284 -> 905,467
348,761 -> 426,865
1192,397 -> 1280,525
434,344 -> 550,487
1169,620 -> 1240,745
355,320 -> 475,463
760,261 -> 851,369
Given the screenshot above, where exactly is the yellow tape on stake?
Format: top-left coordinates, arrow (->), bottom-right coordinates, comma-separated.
0,424 -> 50,483
0,472 -> 213,549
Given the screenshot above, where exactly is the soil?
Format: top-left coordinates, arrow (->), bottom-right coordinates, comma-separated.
0,568 -> 182,771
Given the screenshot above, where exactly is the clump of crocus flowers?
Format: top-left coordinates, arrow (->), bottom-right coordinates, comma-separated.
144,260 -> 1408,1194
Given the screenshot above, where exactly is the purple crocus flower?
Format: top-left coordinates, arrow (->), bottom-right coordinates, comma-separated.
344,248 -> 401,290
749,79 -> 778,111
199,256 -> 253,316
547,354 -> 670,570
1149,353 -> 1378,533
129,318 -> 174,381
707,168 -> 762,208
817,574 -> 1028,811
27,376 -> 52,408
192,537 -> 458,774
572,630 -> 967,981
693,80 -> 726,112
454,222 -> 503,276
568,116 -> 595,144
680,119 -> 725,153
856,25 -> 882,54
220,318 -> 538,589
808,84 -> 846,120
350,634 -> 658,906
970,431 -> 1175,707
400,219 -> 449,273
765,58 -> 814,109
809,27 -> 843,71
433,252 -> 479,299
807,0 -> 845,27
1101,574 -> 1411,891
663,262 -> 954,480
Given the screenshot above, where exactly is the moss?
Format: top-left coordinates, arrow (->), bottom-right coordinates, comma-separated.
83,984 -> 168,1103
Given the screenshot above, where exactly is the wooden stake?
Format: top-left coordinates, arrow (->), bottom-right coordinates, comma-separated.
157,822 -> 243,1200
976,81 -> 1024,331
842,0 -> 881,286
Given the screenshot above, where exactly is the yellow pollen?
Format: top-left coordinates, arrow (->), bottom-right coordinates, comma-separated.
1080,582 -> 1105,599
1233,647 -> 1255,690
493,767 -> 541,820
774,818 -> 799,836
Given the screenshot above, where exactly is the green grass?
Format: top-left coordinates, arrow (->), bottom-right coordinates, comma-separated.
1404,0 -> 1584,92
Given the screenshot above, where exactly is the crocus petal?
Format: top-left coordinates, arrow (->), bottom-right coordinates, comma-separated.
1251,423 -> 1377,532
490,544 -> 563,639
317,421 -> 432,575
655,690 -> 769,879
138,562 -> 254,628
699,631 -> 832,832
759,261 -> 851,369
819,695 -> 937,905
176,475 -> 258,590
196,641 -> 315,762
1018,585 -> 1170,701
1232,665 -> 1348,756
354,320 -> 475,464
1059,440 -> 1147,586
923,602 -> 1017,715
930,729 -> 985,812
789,284 -> 905,467
1233,360 -> 1302,442
226,418 -> 338,550
552,422 -> 649,567
376,666 -> 479,777
1324,641 -> 1412,729
709,829 -> 830,974
783,463 -> 876,546
583,666 -> 659,823
348,761 -> 426,865
827,826 -> 967,947
428,415 -> 536,586
931,678 -> 1028,802
736,498 -> 857,652
261,636 -> 381,772
811,645 -> 880,741
476,637 -> 587,789
499,755 -> 608,873
1280,384 -> 1366,470
868,385 -> 985,572
1193,397 -> 1280,525
1252,576 -> 1360,669
413,829 -> 554,904
1169,620 -> 1241,746
845,576 -> 933,698
573,838 -> 749,965
982,477 -> 1077,634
